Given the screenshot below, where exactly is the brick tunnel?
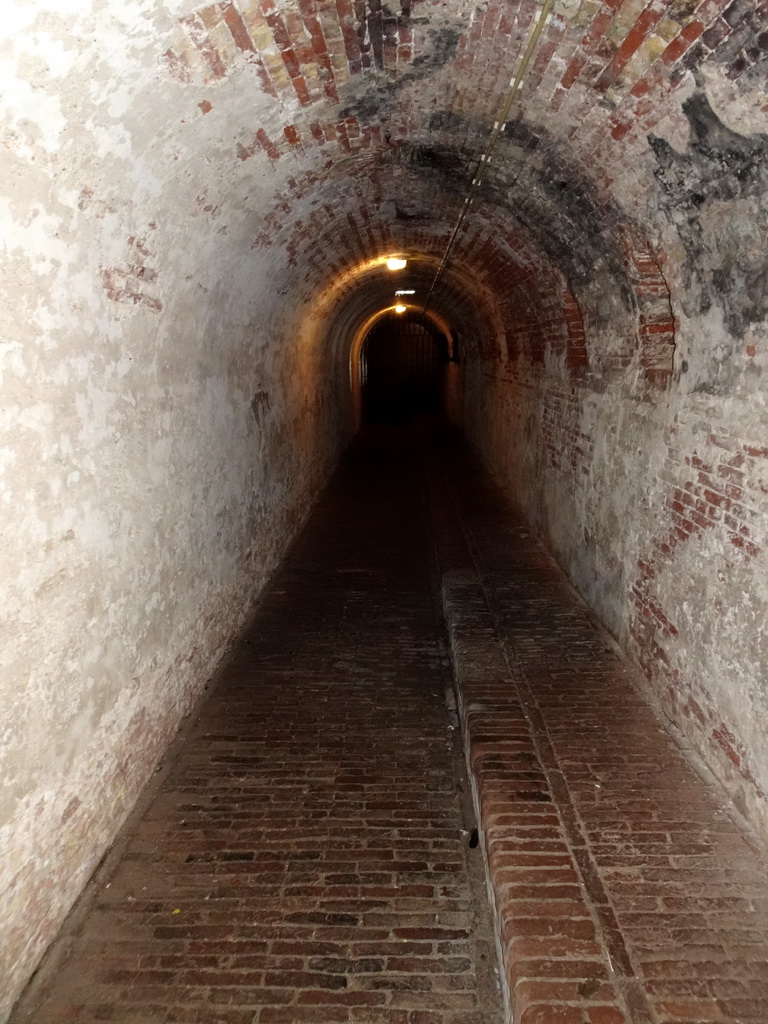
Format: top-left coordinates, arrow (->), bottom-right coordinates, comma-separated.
3,0 -> 768,1021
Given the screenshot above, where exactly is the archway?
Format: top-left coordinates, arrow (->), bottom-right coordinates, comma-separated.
360,313 -> 447,422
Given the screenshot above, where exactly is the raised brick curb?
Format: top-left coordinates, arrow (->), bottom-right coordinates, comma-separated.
431,441 -> 768,1024
442,570 -> 630,1024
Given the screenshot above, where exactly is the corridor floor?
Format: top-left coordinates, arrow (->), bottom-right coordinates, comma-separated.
12,426 -> 502,1024
13,423 -> 768,1024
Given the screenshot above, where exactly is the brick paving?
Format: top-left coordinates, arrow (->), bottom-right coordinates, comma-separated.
12,427 -> 501,1024
428,435 -> 768,1024
13,423 -> 768,1024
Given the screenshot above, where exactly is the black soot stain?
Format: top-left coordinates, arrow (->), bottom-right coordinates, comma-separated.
488,117 -> 631,298
649,89 -> 768,337
338,26 -> 460,121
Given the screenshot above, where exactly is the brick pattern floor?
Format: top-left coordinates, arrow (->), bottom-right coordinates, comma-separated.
13,422 -> 768,1024
429,436 -> 768,1024
12,428 -> 501,1024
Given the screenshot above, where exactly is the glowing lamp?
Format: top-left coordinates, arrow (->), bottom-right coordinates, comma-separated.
386,257 -> 408,271
394,304 -> 407,314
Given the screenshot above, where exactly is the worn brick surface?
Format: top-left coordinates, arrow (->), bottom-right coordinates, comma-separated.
11,424 -> 768,1024
430,435 -> 768,1024
12,428 -> 501,1024
6,0 -> 768,1012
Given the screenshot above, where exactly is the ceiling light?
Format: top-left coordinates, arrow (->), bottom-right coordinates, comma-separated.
394,304 -> 407,314
386,257 -> 407,271
395,289 -> 415,295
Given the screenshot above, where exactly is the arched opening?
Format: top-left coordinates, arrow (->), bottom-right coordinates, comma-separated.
360,312 -> 447,422
5,0 -> 768,1017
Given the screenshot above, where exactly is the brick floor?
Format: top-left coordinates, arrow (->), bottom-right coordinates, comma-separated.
427,433 -> 768,1024
12,427 -> 501,1024
12,422 -> 768,1024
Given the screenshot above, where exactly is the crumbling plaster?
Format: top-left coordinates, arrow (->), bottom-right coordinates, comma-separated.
1,3 -> 351,1013
3,0 -> 768,1014
464,60 -> 768,842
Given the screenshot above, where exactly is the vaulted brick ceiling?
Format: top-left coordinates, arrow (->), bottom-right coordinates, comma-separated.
3,3 -> 768,1011
147,0 -> 767,372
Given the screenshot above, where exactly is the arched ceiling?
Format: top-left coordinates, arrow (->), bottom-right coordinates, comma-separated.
5,0 -> 767,361
140,0 -> 767,348
2,7 -> 768,1012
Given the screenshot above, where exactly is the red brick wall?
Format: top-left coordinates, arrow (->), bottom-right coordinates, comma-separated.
463,238 -> 768,841
5,0 -> 768,1010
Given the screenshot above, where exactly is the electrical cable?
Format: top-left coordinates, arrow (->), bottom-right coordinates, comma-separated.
420,0 -> 556,316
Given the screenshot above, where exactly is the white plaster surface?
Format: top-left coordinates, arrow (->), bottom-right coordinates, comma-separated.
0,1 -> 349,1014
3,0 -> 768,1014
